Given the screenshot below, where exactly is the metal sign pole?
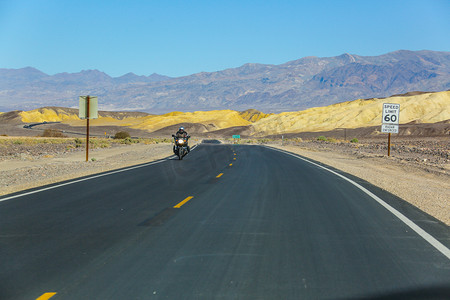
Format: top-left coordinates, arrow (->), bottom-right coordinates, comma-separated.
86,95 -> 90,162
387,132 -> 391,157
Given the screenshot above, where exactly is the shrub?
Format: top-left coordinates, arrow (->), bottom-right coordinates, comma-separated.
120,137 -> 133,145
114,131 -> 131,139
317,136 -> 327,141
74,138 -> 83,148
99,140 -> 111,148
256,138 -> 273,144
88,139 -> 111,148
42,129 -> 66,137
350,138 -> 359,143
327,137 -> 338,143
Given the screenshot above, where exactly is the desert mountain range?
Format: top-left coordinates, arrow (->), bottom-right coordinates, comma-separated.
1,50 -> 449,113
2,90 -> 448,137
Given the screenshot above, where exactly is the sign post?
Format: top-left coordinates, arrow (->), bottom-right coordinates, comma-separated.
87,96 -> 89,162
232,135 -> 241,144
79,96 -> 98,161
381,103 -> 400,156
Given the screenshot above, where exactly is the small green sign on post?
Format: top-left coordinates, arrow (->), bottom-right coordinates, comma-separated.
232,135 -> 241,139
79,96 -> 99,162
79,96 -> 98,119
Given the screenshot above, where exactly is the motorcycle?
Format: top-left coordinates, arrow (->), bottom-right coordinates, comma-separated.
172,135 -> 190,160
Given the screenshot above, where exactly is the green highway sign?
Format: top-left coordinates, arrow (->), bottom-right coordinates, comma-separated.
232,135 -> 241,139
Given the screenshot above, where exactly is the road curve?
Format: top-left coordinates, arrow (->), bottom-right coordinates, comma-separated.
0,143 -> 449,299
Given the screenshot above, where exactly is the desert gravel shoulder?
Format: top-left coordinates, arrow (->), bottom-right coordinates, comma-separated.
270,144 -> 449,226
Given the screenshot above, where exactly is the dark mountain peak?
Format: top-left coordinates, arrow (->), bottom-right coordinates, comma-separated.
337,53 -> 358,63
377,50 -> 433,64
147,73 -> 172,82
391,49 -> 416,55
80,69 -> 108,75
235,63 -> 273,76
54,69 -> 110,77
116,72 -> 140,80
0,67 -> 48,81
121,72 -> 137,76
239,62 -> 272,70
283,56 -> 319,65
21,66 -> 47,74
114,72 -> 171,84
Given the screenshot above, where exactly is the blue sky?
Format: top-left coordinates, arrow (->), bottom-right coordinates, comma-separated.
0,0 -> 449,77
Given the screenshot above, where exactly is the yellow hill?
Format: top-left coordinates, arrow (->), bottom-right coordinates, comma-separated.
252,91 -> 450,135
127,110 -> 252,132
19,107 -> 256,132
16,91 -> 449,136
239,109 -> 272,122
20,107 -> 80,123
20,107 -> 150,127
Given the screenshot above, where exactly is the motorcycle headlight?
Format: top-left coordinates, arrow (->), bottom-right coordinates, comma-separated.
178,139 -> 184,144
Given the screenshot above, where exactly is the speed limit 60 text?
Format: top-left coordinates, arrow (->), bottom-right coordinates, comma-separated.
382,103 -> 400,125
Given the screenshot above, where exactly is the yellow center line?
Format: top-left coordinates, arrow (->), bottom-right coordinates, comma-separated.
216,173 -> 223,178
173,196 -> 194,208
229,163 -> 233,166
233,158 -> 236,160
36,293 -> 57,300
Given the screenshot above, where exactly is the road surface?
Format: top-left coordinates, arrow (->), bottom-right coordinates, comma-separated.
0,142 -> 449,299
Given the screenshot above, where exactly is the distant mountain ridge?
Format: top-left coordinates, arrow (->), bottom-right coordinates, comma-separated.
1,50 -> 449,113
0,67 -> 171,87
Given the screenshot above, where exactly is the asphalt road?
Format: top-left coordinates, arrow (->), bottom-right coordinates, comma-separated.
0,143 -> 449,299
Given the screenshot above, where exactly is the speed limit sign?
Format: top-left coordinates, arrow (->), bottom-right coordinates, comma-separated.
381,103 -> 400,155
382,103 -> 400,133
382,103 -> 400,125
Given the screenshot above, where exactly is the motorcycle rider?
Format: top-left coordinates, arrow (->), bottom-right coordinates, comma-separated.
173,126 -> 190,154
175,126 -> 188,138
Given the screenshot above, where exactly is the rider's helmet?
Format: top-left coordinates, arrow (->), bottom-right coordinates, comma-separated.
179,126 -> 184,131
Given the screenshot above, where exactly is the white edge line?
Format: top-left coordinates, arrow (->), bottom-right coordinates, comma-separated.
0,158 -> 169,203
1,144 -> 201,203
1,144 -> 202,202
264,145 -> 450,260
